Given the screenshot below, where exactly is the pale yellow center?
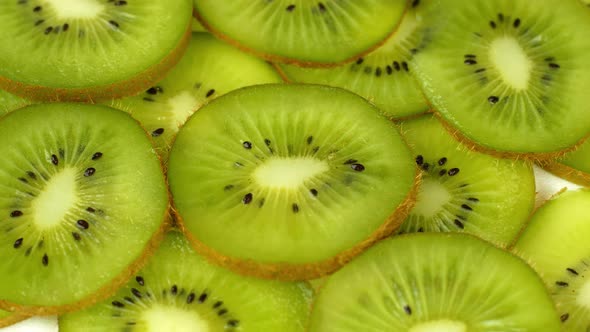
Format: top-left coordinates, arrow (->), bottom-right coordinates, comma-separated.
489,36 -> 532,91
143,306 -> 210,332
46,0 -> 105,19
168,91 -> 201,128
253,157 -> 328,189
409,320 -> 467,332
412,178 -> 451,218
576,280 -> 590,309
32,167 -> 78,230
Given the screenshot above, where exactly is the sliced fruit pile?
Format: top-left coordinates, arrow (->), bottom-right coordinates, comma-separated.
0,0 -> 589,331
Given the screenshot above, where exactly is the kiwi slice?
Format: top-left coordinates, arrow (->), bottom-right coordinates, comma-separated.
168,84 -> 418,280
0,310 -> 28,328
398,114 -> 535,247
109,32 -> 282,161
193,0 -> 408,66
309,233 -> 560,331
540,141 -> 590,187
0,89 -> 30,114
409,0 -> 590,157
0,0 -> 192,102
59,230 -> 312,332
0,103 -> 169,315
277,0 -> 432,119
513,189 -> 590,331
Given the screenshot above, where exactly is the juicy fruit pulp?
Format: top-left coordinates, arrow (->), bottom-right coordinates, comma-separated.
194,0 -> 408,65
410,0 -> 590,155
110,32 -> 282,161
308,233 -> 561,331
398,115 -> 535,247
0,103 -> 169,313
168,84 -> 417,279
59,231 -> 312,332
0,0 -> 193,101
514,190 -> 590,331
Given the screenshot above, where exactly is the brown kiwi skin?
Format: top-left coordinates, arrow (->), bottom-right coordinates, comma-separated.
174,170 -> 421,281
538,162 -> 590,187
0,117 -> 174,316
193,3 -> 409,68
0,312 -> 30,328
431,111 -> 589,162
0,23 -> 192,103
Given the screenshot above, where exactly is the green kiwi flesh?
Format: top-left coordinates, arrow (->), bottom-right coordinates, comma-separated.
194,0 -> 407,65
398,115 -> 535,247
513,189 -> 590,331
0,103 -> 168,313
0,0 -> 192,100
109,32 -> 282,162
168,84 -> 416,278
309,233 -> 560,331
410,0 -> 590,154
278,0 -> 431,119
541,140 -> 590,186
58,231 -> 312,332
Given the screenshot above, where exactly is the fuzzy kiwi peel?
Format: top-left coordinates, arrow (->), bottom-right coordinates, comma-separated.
0,0 -> 193,102
168,83 -> 419,280
193,0 -> 408,67
58,230 -> 313,332
0,103 -> 170,315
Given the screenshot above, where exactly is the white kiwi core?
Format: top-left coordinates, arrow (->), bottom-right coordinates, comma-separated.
409,320 -> 468,332
489,36 -> 532,91
46,0 -> 105,19
143,306 -> 210,332
576,280 -> 590,309
32,167 -> 78,230
253,157 -> 329,189
168,91 -> 200,128
412,177 -> 452,218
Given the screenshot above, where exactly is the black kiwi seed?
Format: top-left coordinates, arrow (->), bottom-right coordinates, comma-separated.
198,293 -> 208,303
44,27 -> 53,34
112,301 -> 125,308
454,219 -> 465,229
51,154 -> 58,165
13,238 -> 23,249
264,138 -> 271,146
25,247 -> 32,256
548,63 -> 560,69
375,67 -> 382,77
356,58 -> 364,65
213,301 -> 223,309
404,305 -> 412,315
132,288 -> 142,298
292,203 -> 299,213
114,0 -> 127,5
310,188 -> 318,196
560,313 -> 569,322
92,152 -> 103,160
438,157 -> 447,166
218,309 -> 228,316
386,66 -> 393,75
10,210 -> 23,217
415,155 -> 424,165
286,4 -> 296,11
206,89 -> 215,98
489,21 -> 497,29
307,136 -> 313,145
242,141 -> 252,149
136,276 -> 145,286
402,62 -> 409,72
86,207 -> 96,213
42,254 -> 49,266
84,168 -> 96,177
555,281 -> 569,287
151,128 -> 165,137
18,177 -> 27,183
224,185 -> 234,191
488,96 -> 499,104
497,13 -> 504,22
146,87 -> 161,95
318,2 -> 326,11
35,19 -> 44,26
393,61 -> 401,71
72,232 -> 81,241
567,268 -> 579,275
461,204 -> 473,211
438,169 -> 447,176
411,0 -> 420,7
187,293 -> 196,304
227,320 -> 240,327
171,285 -> 178,295
109,20 -> 120,28
63,23 -> 69,31
464,59 -> 477,65
33,5 -> 41,12
468,197 -> 479,202
344,159 -> 358,165
513,18 -> 521,28
242,193 -> 253,204
27,171 -> 36,179
351,163 -> 365,172
77,219 -> 89,230
421,163 -> 430,171
448,168 -> 460,176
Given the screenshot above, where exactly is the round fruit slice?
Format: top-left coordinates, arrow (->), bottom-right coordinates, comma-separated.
309,233 -> 560,331
168,84 -> 418,280
0,0 -> 192,102
277,0 -> 432,119
193,0 -> 407,66
398,115 -> 535,247
59,230 -> 312,332
110,32 -> 282,162
0,310 -> 28,328
541,141 -> 590,187
513,189 -> 590,331
0,103 -> 169,315
410,0 -> 590,157
0,89 -> 30,114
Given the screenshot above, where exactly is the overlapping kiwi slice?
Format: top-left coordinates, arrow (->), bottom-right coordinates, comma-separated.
0,103 -> 169,315
59,231 -> 312,332
513,189 -> 590,331
0,310 -> 28,328
168,84 -> 418,280
309,233 -> 561,331
540,140 -> 590,187
0,0 -> 193,102
398,115 -> 535,247
193,0 -> 408,65
110,32 -> 282,161
0,89 -> 30,114
277,0 -> 432,119
410,0 -> 590,157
